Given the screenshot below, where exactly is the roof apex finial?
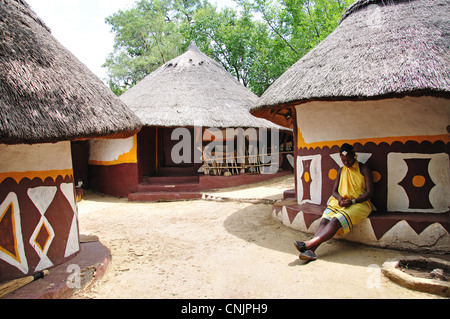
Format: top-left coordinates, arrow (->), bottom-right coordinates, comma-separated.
188,41 -> 200,52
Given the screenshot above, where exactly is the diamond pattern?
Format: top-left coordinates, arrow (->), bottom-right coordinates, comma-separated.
0,193 -> 28,274
35,222 -> 51,253
28,186 -> 57,272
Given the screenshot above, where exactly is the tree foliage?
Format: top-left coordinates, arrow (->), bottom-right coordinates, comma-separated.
104,0 -> 355,96
104,0 -> 206,95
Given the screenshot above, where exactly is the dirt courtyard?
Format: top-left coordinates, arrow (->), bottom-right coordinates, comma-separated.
73,175 -> 444,299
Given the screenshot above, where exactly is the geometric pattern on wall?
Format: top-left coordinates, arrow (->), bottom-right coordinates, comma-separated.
60,183 -> 80,258
27,186 -> 57,272
0,174 -> 81,282
296,154 -> 322,205
272,204 -> 449,253
387,152 -> 450,213
0,192 -> 28,274
398,158 -> 435,209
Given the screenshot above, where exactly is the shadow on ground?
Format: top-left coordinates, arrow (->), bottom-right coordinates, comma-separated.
222,203 -> 413,269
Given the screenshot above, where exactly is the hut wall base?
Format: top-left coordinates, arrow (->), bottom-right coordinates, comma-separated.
273,202 -> 450,254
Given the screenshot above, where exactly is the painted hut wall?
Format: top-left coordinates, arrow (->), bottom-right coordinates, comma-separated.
0,141 -> 79,283
294,96 -> 450,214
88,136 -> 139,197
271,96 -> 450,252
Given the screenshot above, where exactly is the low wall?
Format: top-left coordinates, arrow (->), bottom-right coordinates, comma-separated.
273,199 -> 450,254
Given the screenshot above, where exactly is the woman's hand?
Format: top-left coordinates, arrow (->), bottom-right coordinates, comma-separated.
338,197 -> 352,208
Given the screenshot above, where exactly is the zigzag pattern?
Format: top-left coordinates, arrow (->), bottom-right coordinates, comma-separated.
272,204 -> 450,253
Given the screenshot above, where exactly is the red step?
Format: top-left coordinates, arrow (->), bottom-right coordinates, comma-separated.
129,175 -> 202,202
144,176 -> 199,185
136,183 -> 202,193
128,191 -> 202,202
137,175 -> 202,193
128,171 -> 293,203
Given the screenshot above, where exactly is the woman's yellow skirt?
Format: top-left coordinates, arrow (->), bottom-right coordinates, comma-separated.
322,198 -> 372,235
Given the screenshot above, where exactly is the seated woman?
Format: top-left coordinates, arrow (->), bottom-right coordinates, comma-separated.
294,143 -> 374,261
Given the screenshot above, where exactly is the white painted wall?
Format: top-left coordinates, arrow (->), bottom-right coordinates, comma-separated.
0,141 -> 72,173
296,96 -> 449,145
89,136 -> 135,163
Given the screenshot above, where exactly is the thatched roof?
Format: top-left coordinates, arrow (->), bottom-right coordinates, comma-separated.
120,43 -> 282,129
251,0 -> 450,124
0,0 -> 142,145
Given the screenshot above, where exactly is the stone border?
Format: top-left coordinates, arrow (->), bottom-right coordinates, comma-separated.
381,256 -> 450,297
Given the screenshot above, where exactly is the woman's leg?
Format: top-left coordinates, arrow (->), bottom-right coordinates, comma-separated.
294,218 -> 338,252
304,217 -> 342,252
294,218 -> 330,252
312,218 -> 330,238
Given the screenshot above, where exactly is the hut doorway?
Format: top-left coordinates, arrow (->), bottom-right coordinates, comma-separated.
137,126 -> 197,179
71,140 -> 90,188
159,127 -> 197,176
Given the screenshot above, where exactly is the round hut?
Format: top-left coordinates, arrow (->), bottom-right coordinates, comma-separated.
90,43 -> 293,201
251,0 -> 449,253
0,0 -> 142,283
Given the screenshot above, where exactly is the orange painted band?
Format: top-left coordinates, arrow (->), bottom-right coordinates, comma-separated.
0,169 -> 74,184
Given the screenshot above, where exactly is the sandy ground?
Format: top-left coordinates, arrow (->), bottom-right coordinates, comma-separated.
73,175 -> 444,299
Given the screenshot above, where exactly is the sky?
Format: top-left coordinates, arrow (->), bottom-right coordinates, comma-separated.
26,0 -> 237,84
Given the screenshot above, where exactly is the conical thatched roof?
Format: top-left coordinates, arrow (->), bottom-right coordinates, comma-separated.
0,0 -> 142,145
252,0 -> 450,118
120,43 -> 281,129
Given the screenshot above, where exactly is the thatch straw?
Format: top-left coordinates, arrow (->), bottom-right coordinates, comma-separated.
252,0 -> 450,114
120,43 -> 282,129
0,0 -> 142,145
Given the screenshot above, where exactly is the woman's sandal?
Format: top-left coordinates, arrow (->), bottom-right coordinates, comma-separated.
299,250 -> 317,261
294,241 -> 307,253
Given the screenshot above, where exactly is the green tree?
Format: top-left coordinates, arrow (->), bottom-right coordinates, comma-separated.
103,0 -> 354,95
233,0 -> 354,94
240,0 -> 354,56
183,1 -> 299,96
104,0 -> 205,95
184,4 -> 263,88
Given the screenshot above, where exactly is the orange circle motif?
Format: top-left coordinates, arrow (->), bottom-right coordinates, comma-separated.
304,172 -> 310,183
328,169 -> 337,180
412,175 -> 426,188
372,171 -> 382,183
